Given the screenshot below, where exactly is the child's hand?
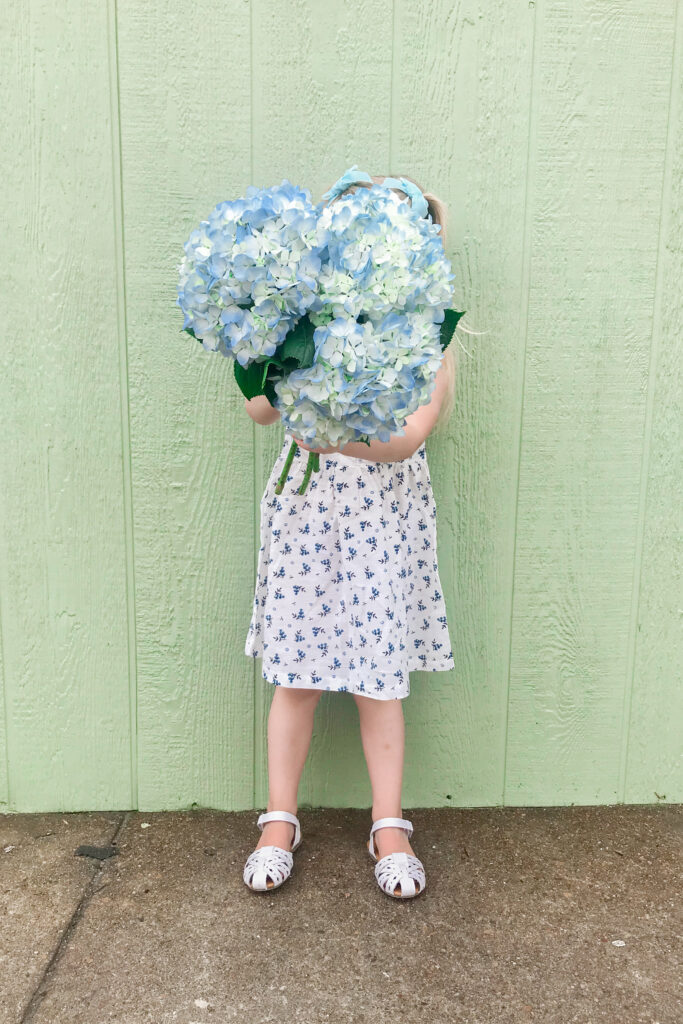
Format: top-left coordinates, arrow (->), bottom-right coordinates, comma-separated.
293,437 -> 339,455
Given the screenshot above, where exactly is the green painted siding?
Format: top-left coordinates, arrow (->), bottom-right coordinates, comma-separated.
1,0 -> 680,812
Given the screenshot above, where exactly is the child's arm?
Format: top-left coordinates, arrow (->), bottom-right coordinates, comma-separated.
244,396 -> 281,426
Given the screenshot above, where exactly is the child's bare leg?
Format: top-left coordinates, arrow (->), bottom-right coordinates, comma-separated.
353,693 -> 416,859
256,686 -> 322,851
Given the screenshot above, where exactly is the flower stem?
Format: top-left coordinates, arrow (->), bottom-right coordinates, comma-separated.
298,452 -> 319,494
274,439 -> 298,494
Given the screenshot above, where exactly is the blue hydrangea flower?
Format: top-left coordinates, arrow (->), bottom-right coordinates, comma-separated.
176,181 -> 324,366
272,184 -> 455,446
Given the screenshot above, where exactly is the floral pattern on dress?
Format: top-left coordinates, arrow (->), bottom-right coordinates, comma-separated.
245,432 -> 455,700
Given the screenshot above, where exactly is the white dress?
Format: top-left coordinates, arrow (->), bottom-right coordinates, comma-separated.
244,430 -> 455,700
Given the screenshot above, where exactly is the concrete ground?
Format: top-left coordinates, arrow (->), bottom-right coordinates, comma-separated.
0,806 -> 680,1024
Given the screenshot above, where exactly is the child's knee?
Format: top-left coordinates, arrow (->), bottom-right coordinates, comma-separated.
276,687 -> 323,707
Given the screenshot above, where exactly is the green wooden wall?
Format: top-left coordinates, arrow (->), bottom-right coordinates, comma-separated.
1,0 -> 681,813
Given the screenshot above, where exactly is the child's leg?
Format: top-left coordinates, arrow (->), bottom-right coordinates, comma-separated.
257,686 -> 323,851
353,694 -> 416,860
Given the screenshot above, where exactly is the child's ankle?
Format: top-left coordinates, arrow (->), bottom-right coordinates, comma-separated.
372,808 -> 403,822
266,802 -> 298,816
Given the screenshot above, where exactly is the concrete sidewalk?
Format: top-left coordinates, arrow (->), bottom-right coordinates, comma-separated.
1,806 -> 680,1023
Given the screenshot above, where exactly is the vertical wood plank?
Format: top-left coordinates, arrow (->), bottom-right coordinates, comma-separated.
116,1 -> 256,810
624,4 -> 683,804
250,0 -> 395,809
0,605 -> 8,808
505,1 -> 676,804
392,0 -> 537,805
0,0 -> 133,810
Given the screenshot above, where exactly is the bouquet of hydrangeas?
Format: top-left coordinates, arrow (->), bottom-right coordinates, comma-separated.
176,178 -> 464,493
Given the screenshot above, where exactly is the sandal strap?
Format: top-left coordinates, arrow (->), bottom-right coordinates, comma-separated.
368,816 -> 414,860
257,810 -> 301,848
257,810 -> 300,829
370,816 -> 413,838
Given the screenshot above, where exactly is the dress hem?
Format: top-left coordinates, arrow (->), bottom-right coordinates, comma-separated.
268,676 -> 409,700
244,649 -> 454,701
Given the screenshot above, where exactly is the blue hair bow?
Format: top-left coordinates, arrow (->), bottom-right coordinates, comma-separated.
381,175 -> 429,218
321,164 -> 373,202
322,164 -> 429,218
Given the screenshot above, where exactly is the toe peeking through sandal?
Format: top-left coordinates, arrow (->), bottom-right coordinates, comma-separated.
243,810 -> 302,892
367,816 -> 426,899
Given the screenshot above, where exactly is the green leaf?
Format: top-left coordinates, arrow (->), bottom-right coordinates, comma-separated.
270,314 -> 316,369
234,359 -> 268,401
232,313 -> 318,402
439,309 -> 466,351
262,379 -> 278,406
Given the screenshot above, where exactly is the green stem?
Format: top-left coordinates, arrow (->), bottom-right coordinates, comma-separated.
298,452 -> 319,494
274,439 -> 298,494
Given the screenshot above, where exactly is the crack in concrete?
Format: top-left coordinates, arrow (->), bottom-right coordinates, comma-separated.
19,812 -> 130,1024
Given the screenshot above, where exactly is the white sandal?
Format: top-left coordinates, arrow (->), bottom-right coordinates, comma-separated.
367,816 -> 426,899
243,810 -> 302,892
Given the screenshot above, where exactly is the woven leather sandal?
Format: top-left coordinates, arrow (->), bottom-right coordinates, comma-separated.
243,810 -> 302,892
367,816 -> 426,899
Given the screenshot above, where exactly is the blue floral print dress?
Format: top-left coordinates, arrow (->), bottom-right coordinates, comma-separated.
244,431 -> 455,700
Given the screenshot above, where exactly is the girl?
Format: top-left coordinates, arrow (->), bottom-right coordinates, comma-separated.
242,168 -> 458,899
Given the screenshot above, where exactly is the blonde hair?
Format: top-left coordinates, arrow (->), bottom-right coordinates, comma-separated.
322,171 -> 459,434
